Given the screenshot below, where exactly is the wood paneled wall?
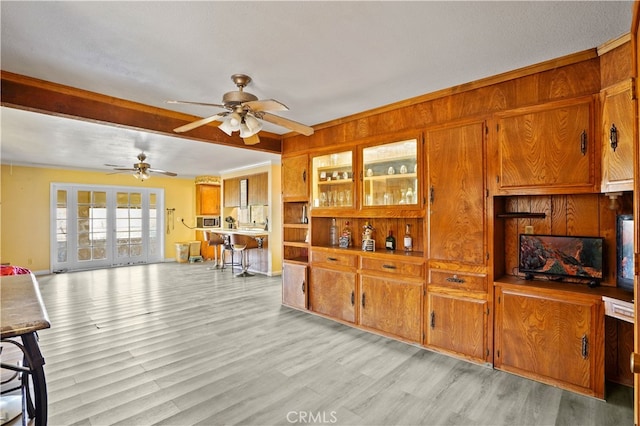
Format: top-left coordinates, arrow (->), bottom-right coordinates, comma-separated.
283,52 -> 601,155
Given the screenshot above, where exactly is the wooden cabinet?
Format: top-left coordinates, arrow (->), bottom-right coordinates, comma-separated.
249,172 -> 268,205
282,154 -> 309,201
494,281 -> 604,398
224,172 -> 268,207
282,262 -> 307,309
224,178 -> 240,207
311,150 -> 354,210
359,254 -> 423,343
196,184 -> 220,215
601,79 -> 635,192
424,120 -> 490,364
492,96 -> 598,194
361,138 -> 420,208
309,265 -> 357,324
426,120 -> 486,266
360,274 -> 422,343
425,292 -> 488,363
309,248 -> 358,324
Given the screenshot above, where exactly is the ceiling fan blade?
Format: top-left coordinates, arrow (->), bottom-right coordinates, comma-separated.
260,112 -> 314,136
112,167 -> 137,172
149,168 -> 178,177
173,112 -> 228,133
166,100 -> 228,109
243,134 -> 261,145
243,99 -> 288,112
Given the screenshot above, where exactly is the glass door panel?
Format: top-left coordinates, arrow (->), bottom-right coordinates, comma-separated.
312,151 -> 354,209
55,190 -> 68,263
76,190 -> 108,263
51,184 -> 164,272
362,139 -> 418,207
116,191 -> 144,262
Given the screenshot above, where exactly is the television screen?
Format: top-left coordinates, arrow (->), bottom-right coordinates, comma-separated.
617,215 -> 634,291
519,234 -> 604,281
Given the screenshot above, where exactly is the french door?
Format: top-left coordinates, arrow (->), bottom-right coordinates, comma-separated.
50,183 -> 164,272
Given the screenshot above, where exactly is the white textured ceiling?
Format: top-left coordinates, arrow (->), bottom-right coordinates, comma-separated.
0,1 -> 634,178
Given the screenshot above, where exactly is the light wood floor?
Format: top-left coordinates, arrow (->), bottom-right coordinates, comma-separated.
24,262 -> 634,425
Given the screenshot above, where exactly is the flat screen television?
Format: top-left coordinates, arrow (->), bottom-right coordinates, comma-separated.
518,234 -> 604,282
616,214 -> 634,292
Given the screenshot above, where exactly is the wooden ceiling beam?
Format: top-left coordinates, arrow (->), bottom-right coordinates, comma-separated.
0,71 -> 282,154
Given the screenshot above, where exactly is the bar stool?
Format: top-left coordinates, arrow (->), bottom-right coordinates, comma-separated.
220,235 -> 241,272
203,231 -> 224,270
230,234 -> 258,277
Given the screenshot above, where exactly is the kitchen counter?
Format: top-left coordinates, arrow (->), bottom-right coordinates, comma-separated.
195,227 -> 269,237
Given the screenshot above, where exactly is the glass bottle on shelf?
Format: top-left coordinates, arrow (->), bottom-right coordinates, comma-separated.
385,230 -> 396,251
329,218 -> 338,246
339,221 -> 352,248
403,224 -> 413,252
312,151 -> 353,209
362,138 -> 418,207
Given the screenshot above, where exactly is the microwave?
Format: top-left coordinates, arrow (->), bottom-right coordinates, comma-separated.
196,215 -> 220,228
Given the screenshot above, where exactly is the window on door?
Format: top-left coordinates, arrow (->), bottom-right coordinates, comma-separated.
51,184 -> 164,272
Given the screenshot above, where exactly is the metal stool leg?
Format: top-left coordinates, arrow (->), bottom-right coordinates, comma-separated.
236,248 -> 254,277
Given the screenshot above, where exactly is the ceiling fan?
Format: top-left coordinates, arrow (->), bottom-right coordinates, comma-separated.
107,153 -> 177,181
167,74 -> 314,145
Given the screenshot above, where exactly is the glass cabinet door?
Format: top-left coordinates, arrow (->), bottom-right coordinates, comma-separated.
312,151 -> 354,209
362,139 -> 418,207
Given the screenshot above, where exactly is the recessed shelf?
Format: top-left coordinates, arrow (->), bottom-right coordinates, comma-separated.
496,212 -> 546,219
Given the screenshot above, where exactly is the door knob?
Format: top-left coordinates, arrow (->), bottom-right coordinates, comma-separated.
630,353 -> 640,374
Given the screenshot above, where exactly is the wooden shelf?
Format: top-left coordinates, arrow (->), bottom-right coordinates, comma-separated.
496,212 -> 546,219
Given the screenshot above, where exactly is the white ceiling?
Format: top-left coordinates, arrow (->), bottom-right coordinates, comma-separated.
0,1 -> 634,178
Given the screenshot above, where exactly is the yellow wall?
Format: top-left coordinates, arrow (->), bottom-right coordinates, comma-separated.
1,164 -> 196,273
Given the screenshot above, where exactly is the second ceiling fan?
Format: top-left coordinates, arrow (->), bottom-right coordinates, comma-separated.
168,74 -> 314,145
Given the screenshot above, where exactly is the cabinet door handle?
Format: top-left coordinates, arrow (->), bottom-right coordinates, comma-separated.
327,257 -> 338,262
581,334 -> 589,359
430,311 -> 435,329
351,291 -> 355,306
382,264 -> 397,270
610,123 -> 618,152
301,280 -> 306,294
302,169 -> 307,183
445,275 -> 465,284
430,186 -> 435,204
362,293 -> 366,308
580,130 -> 587,156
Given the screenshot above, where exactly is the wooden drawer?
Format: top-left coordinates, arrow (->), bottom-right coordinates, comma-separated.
311,250 -> 358,268
360,257 -> 424,278
603,296 -> 634,324
429,269 -> 487,292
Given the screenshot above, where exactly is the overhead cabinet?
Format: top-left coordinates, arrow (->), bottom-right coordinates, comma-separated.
426,120 -> 486,266
361,139 -> 419,208
492,96 -> 598,195
282,154 -> 309,201
600,79 -> 636,193
223,178 -> 240,207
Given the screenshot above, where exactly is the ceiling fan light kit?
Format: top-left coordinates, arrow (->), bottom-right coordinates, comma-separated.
108,153 -> 177,180
168,74 -> 314,144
